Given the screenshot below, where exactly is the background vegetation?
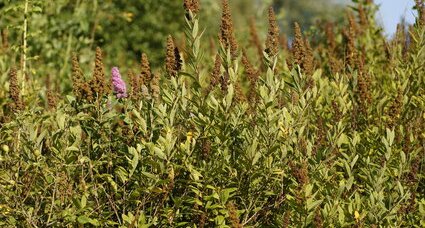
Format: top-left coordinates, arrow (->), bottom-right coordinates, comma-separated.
1,0 -> 424,227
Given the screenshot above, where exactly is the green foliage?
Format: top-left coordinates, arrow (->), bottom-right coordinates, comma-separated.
1,0 -> 425,227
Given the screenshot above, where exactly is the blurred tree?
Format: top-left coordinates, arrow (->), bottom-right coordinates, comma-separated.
0,0 -> 346,80
273,0 -> 347,36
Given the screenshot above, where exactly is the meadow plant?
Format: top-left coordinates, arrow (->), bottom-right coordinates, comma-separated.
0,0 -> 424,227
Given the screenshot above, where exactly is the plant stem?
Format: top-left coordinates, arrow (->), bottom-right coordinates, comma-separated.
21,0 -> 29,96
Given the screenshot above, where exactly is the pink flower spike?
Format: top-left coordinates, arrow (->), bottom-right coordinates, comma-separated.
111,67 -> 128,99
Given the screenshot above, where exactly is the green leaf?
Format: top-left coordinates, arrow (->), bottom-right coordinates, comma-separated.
80,195 -> 87,209
77,215 -> 100,226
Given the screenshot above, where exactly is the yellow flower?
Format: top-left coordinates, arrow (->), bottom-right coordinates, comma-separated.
354,210 -> 360,221
123,12 -> 134,22
186,131 -> 193,141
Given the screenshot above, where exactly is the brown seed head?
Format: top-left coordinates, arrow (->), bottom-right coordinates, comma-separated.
292,22 -> 305,67
201,139 -> 211,159
90,47 -> 109,98
314,209 -> 323,228
242,50 -> 259,108
265,7 -> 280,57
283,211 -> 291,228
388,89 -> 403,128
150,72 -> 160,100
357,53 -> 371,113
221,72 -> 229,93
242,50 -> 259,85
46,75 -> 58,109
345,16 -> 358,69
210,54 -> 222,89
71,53 -> 84,99
234,82 -> 246,104
166,35 -> 179,78
303,38 -> 314,76
358,4 -> 368,28
227,202 -> 242,228
219,0 -> 238,59
8,67 -> 23,112
184,0 -> 200,15
415,0 -> 425,25
129,70 -> 140,100
141,53 -> 152,88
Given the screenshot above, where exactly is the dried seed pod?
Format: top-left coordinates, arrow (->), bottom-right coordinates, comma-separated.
227,202 -> 242,228
141,53 -> 152,89
242,50 -> 259,105
234,81 -> 246,104
8,67 -> 23,112
90,47 -> 109,98
219,0 -> 238,59
358,4 -> 368,29
166,35 -> 179,78
46,75 -> 58,109
150,72 -> 160,100
292,22 -> 305,67
129,70 -> 138,100
201,139 -> 211,159
183,0 -> 200,15
314,209 -> 323,228
210,54 -> 222,90
71,53 -> 85,100
387,90 -> 403,128
283,211 -> 291,228
303,38 -> 314,77
221,72 -> 229,93
357,53 -> 371,114
345,15 -> 358,69
242,50 -> 258,85
265,7 -> 280,57
416,0 -> 425,26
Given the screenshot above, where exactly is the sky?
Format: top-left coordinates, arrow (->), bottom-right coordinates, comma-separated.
374,0 -> 417,36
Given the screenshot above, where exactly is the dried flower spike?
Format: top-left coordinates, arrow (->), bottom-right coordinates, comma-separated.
166,35 -> 181,78
129,70 -> 140,100
292,22 -> 305,67
91,47 -> 109,98
141,53 -> 152,88
111,67 -> 128,99
71,53 -> 90,101
8,67 -> 23,112
345,15 -> 358,69
265,7 -> 280,57
184,0 -> 200,15
210,54 -> 222,90
303,38 -> 314,76
71,53 -> 83,99
227,202 -> 242,228
416,0 -> 425,26
219,0 -> 238,59
242,50 -> 259,106
150,72 -> 160,100
46,75 -> 58,109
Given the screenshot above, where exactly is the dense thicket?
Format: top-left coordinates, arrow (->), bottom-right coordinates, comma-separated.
0,0 -> 424,227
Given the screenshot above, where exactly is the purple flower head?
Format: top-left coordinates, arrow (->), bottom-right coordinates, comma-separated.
111,67 -> 128,99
